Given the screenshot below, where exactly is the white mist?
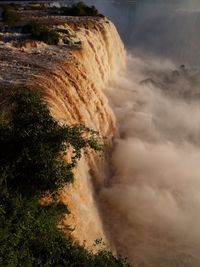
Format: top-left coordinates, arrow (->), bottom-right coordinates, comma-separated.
99,54 -> 200,267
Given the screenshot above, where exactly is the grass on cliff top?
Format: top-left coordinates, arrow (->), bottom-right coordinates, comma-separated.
0,88 -> 131,267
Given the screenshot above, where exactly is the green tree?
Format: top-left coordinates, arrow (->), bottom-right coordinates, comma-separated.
59,2 -> 100,17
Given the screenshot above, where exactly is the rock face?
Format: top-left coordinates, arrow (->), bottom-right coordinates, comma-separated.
0,16 -> 125,247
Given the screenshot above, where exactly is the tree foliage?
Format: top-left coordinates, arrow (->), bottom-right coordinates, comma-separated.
0,88 -> 131,267
22,21 -> 59,45
1,7 -> 21,23
57,2 -> 102,17
66,2 -> 98,16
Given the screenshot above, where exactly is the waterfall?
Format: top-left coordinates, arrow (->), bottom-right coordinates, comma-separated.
24,18 -> 126,248
0,17 -> 125,248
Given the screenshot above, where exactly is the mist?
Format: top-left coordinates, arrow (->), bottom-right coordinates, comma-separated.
96,54 -> 200,266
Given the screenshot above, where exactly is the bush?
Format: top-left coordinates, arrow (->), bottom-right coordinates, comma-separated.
37,27 -> 59,45
0,197 -> 130,267
22,21 -> 59,45
22,21 -> 37,34
59,2 -> 100,16
2,7 -> 21,23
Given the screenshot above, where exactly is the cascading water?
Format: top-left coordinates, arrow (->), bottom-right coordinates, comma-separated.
33,19 -> 126,247
41,20 -> 126,247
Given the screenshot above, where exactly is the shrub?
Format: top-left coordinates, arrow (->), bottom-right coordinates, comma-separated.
22,21 -> 41,35
2,7 -> 21,23
36,27 -> 59,45
59,2 -> 100,17
22,21 -> 59,45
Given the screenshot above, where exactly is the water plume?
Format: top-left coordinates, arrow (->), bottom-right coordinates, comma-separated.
99,54 -> 200,266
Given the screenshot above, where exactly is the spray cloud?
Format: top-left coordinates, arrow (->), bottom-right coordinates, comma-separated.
98,54 -> 200,267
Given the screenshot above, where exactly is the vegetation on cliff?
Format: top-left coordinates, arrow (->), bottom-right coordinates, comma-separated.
0,89 -> 131,267
22,21 -> 59,45
57,2 -> 101,17
1,7 -> 21,23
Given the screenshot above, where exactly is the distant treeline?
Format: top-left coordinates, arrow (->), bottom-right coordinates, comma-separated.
0,1 -> 103,17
